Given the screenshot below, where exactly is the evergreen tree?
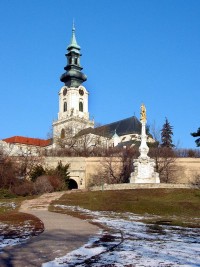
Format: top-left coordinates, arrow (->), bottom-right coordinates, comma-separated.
191,127 -> 200,147
29,165 -> 46,182
55,161 -> 70,186
160,118 -> 174,148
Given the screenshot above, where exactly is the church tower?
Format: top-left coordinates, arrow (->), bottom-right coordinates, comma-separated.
53,24 -> 94,141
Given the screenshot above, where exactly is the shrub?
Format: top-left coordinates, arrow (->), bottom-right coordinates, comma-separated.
34,175 -> 54,194
12,181 -> 35,197
29,161 -> 70,190
48,175 -> 65,191
0,189 -> 17,199
190,174 -> 200,188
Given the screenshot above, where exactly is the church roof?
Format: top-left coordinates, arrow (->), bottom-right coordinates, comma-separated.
96,116 -> 141,137
3,136 -> 52,147
77,116 -> 141,138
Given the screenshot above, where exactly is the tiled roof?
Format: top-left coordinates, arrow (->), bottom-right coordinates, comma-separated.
95,116 -> 141,137
77,116 -> 141,138
3,136 -> 52,147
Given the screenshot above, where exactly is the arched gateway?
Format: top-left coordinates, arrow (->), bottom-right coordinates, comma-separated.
68,179 -> 78,190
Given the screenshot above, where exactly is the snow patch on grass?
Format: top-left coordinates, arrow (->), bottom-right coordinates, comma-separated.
0,201 -> 17,210
43,205 -> 200,267
0,217 -> 43,252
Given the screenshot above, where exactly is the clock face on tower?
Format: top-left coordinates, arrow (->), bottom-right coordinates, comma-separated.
79,88 -> 84,96
63,88 -> 67,96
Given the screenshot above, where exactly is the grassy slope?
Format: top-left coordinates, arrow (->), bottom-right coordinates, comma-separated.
50,189 -> 200,227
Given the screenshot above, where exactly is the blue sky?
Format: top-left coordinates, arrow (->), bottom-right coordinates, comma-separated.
0,0 -> 199,148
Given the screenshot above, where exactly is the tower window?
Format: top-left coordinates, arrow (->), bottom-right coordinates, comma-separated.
61,129 -> 65,139
64,102 -> 67,112
74,58 -> 78,65
79,102 -> 83,112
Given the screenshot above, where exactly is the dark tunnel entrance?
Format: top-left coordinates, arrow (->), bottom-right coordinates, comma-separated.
68,179 -> 78,190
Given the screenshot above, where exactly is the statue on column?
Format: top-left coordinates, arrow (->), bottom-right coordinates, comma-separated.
129,104 -> 160,184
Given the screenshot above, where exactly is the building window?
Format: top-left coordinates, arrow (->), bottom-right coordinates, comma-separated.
79,102 -> 83,112
69,57 -> 72,64
63,102 -> 67,112
74,58 -> 78,65
61,129 -> 65,139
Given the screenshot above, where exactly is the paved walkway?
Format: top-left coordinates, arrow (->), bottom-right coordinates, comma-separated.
0,192 -> 99,267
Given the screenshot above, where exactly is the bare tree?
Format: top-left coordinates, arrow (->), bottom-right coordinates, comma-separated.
53,123 -> 110,157
175,149 -> 200,158
90,147 -> 138,186
54,124 -> 78,150
13,146 -> 45,179
149,147 -> 177,183
150,121 -> 161,144
0,148 -> 18,190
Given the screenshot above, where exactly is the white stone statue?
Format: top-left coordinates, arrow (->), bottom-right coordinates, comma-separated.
129,104 -> 160,184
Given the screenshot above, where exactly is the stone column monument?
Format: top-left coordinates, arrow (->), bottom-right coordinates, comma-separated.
129,104 -> 160,183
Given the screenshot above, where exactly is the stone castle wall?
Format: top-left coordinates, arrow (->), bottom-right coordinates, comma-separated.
175,158 -> 200,183
90,183 -> 192,191
44,157 -> 200,189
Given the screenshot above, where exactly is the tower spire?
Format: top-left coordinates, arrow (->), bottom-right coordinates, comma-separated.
60,23 -> 87,87
68,21 -> 80,50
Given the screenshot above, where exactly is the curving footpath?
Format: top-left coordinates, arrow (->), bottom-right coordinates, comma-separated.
0,192 -> 99,267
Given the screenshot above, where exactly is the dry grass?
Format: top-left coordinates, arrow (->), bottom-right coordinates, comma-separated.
0,211 -> 44,238
50,189 -> 200,228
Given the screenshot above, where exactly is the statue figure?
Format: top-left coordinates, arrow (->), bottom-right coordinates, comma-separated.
140,103 -> 146,123
70,108 -> 74,116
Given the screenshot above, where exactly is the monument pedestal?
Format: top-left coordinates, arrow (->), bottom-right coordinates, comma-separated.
129,156 -> 160,183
